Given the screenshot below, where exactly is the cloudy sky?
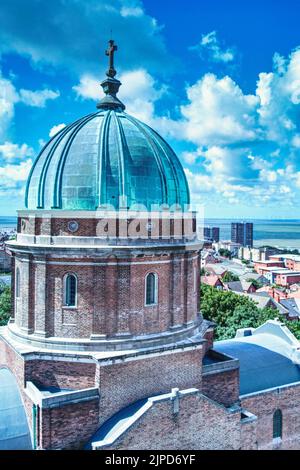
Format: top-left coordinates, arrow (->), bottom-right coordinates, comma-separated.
1,0 -> 300,218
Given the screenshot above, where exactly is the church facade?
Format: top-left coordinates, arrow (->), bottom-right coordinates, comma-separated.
1,41 -> 300,450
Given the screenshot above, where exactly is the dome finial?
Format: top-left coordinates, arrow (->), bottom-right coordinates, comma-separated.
105,39 -> 117,78
97,38 -> 125,111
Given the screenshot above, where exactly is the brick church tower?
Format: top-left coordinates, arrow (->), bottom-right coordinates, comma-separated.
0,41 -> 215,450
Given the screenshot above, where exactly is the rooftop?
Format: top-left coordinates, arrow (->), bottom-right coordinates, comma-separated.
0,368 -> 32,450
214,320 -> 300,396
270,254 -> 300,261
280,298 -> 300,319
279,271 -> 300,276
254,260 -> 285,264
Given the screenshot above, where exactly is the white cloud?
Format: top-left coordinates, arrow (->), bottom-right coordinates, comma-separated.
191,31 -> 235,63
180,74 -> 259,146
182,150 -> 201,165
0,73 -> 19,139
49,123 -> 66,138
256,48 -> 300,142
120,6 -> 143,17
119,69 -> 166,122
259,169 -> 277,183
279,185 -> 291,194
184,168 -> 214,193
0,142 -> 34,161
73,69 -> 167,125
0,159 -> 33,188
19,88 -> 60,107
0,0 -> 169,77
72,75 -> 101,101
292,134 -> 300,148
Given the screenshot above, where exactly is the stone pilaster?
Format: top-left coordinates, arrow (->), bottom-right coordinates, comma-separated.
170,254 -> 184,328
34,259 -> 48,337
116,261 -> 131,336
20,255 -> 33,334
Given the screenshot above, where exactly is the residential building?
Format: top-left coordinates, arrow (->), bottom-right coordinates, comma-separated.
0,246 -> 11,272
204,226 -> 211,239
239,272 -> 269,285
269,254 -> 300,271
254,260 -> 285,274
233,291 -> 282,311
201,249 -> 219,268
231,222 -> 253,248
274,271 -> 300,287
203,226 -> 220,242
214,240 -> 242,257
279,299 -> 300,320
205,263 -> 228,278
212,227 -> 220,243
201,275 -> 224,290
226,280 -> 257,294
238,246 -> 277,262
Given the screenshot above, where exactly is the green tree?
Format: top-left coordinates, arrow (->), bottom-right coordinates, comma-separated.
222,271 -> 239,282
200,284 -> 278,340
245,278 -> 262,290
219,248 -> 231,259
0,286 -> 11,326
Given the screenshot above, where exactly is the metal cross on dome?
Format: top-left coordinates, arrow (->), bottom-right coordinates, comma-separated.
105,39 -> 118,78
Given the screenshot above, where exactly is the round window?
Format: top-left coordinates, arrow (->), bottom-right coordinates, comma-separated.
68,221 -> 79,233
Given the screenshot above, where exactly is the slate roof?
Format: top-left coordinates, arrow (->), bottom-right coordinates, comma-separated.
215,332 -> 300,395
226,280 -> 254,293
0,368 -> 32,450
280,298 -> 300,319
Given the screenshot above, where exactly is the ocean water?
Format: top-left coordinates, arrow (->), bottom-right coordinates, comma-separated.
205,219 -> 300,250
0,217 -> 17,230
1,216 -> 300,250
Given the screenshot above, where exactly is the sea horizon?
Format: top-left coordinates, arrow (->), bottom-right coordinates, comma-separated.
1,216 -> 300,250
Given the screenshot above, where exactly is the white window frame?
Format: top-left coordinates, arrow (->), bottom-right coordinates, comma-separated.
63,273 -> 78,308
144,272 -> 158,307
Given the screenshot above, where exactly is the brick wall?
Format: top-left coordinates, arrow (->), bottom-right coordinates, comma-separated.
13,251 -> 199,339
98,348 -> 203,424
241,384 -> 300,450
202,369 -> 240,407
101,392 -> 245,450
275,273 -> 300,287
240,418 -> 258,450
203,328 -> 214,353
19,214 -> 197,239
25,359 -> 96,390
39,399 -> 99,450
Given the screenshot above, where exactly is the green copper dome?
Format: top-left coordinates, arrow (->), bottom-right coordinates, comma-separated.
25,40 -> 190,211
25,110 -> 190,211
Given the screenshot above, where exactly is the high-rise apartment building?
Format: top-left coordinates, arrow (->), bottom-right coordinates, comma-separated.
231,222 -> 253,247
204,226 -> 220,242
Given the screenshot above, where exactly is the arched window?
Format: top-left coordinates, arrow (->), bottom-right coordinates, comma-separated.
15,267 -> 20,298
145,273 -> 158,306
64,274 -> 77,307
273,409 -> 282,439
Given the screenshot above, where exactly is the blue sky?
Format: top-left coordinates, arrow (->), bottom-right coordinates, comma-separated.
1,0 -> 300,218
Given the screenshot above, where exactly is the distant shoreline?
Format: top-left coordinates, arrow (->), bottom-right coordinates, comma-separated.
1,216 -> 300,251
